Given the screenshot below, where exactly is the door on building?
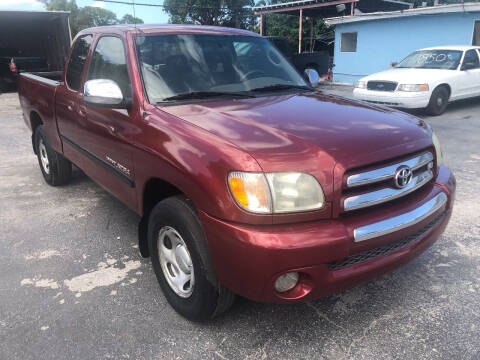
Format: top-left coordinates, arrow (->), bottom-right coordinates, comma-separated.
473,20 -> 480,46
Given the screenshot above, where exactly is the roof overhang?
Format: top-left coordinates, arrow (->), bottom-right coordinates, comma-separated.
325,2 -> 480,25
253,0 -> 358,17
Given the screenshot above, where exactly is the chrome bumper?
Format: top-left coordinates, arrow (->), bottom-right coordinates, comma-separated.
353,192 -> 448,242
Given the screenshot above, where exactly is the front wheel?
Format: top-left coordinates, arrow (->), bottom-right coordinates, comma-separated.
426,86 -> 449,116
147,196 -> 235,321
34,125 -> 72,186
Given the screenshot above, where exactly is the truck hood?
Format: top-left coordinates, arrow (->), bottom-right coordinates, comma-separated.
362,67 -> 456,84
161,92 -> 431,171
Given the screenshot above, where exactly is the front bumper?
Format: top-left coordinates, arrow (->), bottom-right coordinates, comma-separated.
353,88 -> 431,109
201,166 -> 455,303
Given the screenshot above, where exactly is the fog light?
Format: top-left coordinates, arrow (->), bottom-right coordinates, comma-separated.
274,272 -> 299,293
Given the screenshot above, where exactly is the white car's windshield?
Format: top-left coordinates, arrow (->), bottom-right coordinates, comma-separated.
135,34 -> 308,103
395,50 -> 462,70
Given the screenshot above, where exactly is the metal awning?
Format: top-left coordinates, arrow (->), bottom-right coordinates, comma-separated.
254,1 -> 358,53
253,0 -> 358,17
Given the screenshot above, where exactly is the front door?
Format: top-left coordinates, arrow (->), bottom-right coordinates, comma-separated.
457,49 -> 480,98
76,35 -> 137,209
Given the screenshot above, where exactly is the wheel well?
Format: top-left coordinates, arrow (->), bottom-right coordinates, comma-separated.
30,111 -> 43,154
138,178 -> 183,258
436,84 -> 451,99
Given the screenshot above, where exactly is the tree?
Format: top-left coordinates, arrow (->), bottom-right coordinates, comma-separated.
119,14 -> 144,25
74,6 -> 118,31
163,0 -> 256,30
39,0 -> 80,34
39,0 -> 144,36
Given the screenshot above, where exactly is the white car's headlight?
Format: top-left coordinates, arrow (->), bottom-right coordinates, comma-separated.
355,81 -> 367,89
398,84 -> 429,92
228,172 -> 325,214
432,132 -> 443,166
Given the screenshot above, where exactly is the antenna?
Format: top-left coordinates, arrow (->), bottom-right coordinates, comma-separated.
132,0 -> 137,28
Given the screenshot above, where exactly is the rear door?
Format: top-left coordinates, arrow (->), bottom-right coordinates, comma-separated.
457,49 -> 480,97
75,35 -> 137,209
56,34 -> 93,168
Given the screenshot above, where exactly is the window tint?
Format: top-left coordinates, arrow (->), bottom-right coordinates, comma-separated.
66,35 -> 93,91
341,32 -> 357,52
463,49 -> 480,68
88,36 -> 130,96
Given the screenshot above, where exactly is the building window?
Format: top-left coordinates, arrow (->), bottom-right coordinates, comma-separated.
341,32 -> 357,52
473,20 -> 480,46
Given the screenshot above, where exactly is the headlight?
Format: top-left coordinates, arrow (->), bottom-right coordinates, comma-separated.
432,132 -> 443,166
355,80 -> 367,89
228,172 -> 325,214
398,84 -> 429,92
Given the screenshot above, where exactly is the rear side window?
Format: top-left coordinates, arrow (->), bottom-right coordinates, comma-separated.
87,36 -> 130,97
66,35 -> 93,91
463,49 -> 480,68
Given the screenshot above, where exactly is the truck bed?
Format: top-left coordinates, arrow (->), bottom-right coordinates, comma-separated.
18,71 -> 63,153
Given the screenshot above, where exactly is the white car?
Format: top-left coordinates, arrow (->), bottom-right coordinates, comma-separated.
353,46 -> 480,115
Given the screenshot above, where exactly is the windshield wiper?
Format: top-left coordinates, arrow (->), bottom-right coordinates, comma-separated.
249,84 -> 312,92
160,91 -> 256,102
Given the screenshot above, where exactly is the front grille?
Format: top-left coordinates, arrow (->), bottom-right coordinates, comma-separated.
342,151 -> 434,212
367,81 -> 398,92
328,211 -> 445,271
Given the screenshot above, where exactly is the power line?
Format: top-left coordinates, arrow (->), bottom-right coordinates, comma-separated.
101,0 -> 254,11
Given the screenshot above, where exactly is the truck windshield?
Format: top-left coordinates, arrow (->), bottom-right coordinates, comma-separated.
395,50 -> 462,70
135,34 -> 308,103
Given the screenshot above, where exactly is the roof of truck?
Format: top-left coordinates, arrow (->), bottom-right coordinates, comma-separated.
78,24 -> 260,37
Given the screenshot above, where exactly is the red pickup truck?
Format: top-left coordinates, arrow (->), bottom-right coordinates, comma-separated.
18,25 -> 455,321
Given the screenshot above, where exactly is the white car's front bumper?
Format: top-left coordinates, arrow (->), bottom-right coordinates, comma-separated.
353,88 -> 431,109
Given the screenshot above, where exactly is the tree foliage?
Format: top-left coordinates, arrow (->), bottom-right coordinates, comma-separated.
75,6 -> 117,30
119,14 -> 144,25
163,0 -> 256,30
40,0 -> 144,36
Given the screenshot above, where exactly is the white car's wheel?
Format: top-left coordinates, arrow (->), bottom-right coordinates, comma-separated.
426,86 -> 449,116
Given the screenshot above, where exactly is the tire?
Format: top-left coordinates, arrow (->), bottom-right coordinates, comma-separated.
34,125 -> 72,186
426,86 -> 449,116
147,195 -> 235,321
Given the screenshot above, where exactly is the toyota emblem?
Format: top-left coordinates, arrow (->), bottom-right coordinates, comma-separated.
394,166 -> 412,188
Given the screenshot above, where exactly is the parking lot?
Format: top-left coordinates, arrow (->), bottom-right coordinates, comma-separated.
0,89 -> 479,359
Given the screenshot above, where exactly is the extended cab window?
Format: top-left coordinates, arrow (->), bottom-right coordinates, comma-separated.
88,36 -> 130,97
66,35 -> 93,91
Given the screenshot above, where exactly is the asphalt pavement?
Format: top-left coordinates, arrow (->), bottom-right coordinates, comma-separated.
0,89 -> 479,359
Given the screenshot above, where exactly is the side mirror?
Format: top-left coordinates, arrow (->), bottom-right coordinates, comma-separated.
83,79 -> 125,108
304,68 -> 320,87
461,62 -> 477,71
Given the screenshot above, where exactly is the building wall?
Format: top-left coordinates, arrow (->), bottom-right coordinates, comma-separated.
332,12 -> 480,84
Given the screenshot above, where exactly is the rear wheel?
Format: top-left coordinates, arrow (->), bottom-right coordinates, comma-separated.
148,195 -> 235,321
34,126 -> 72,186
426,86 -> 449,116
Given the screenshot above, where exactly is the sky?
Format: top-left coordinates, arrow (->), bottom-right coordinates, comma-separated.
0,0 -> 170,24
